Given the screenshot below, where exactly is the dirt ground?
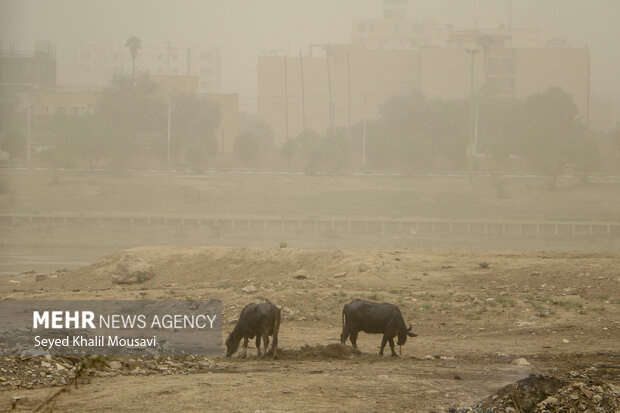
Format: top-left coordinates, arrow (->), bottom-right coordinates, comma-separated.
1,246 -> 618,412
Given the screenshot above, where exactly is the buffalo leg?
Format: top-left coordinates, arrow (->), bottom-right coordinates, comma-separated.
350,330 -> 359,349
340,325 -> 350,344
241,336 -> 249,358
388,337 -> 398,357
379,335 -> 388,355
255,335 -> 262,357
272,333 -> 279,359
263,334 -> 270,356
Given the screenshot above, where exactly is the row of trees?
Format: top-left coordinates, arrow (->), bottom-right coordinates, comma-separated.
0,73 -> 223,170
1,81 -> 616,179
270,88 -> 607,183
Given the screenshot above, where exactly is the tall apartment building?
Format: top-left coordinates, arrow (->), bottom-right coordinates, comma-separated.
56,41 -> 221,94
257,1 -> 588,144
352,0 -> 539,50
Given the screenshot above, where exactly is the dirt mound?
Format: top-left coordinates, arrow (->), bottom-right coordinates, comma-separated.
48,246 -> 375,290
277,344 -> 329,361
452,373 -> 619,413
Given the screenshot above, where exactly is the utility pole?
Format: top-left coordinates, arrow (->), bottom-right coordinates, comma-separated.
26,103 -> 31,169
167,96 -> 171,168
284,55 -> 289,140
299,49 -> 306,132
362,94 -> 367,168
326,48 -> 334,129
347,52 -> 351,129
466,48 -> 478,183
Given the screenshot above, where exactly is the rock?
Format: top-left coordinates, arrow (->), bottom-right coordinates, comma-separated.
20,348 -> 47,359
333,272 -> 347,278
562,339 -> 570,344
511,358 -> 532,367
109,360 -> 122,370
279,242 -> 287,248
241,285 -> 258,294
35,274 -> 48,282
292,270 -> 308,279
112,254 -> 154,285
358,263 -> 369,272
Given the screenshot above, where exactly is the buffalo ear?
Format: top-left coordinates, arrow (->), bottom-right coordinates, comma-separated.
408,331 -> 418,337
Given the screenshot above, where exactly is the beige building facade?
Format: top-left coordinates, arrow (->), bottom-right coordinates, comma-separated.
56,41 -> 222,94
257,43 -> 590,145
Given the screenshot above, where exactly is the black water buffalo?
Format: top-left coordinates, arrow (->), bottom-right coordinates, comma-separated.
340,298 -> 417,357
225,301 -> 281,359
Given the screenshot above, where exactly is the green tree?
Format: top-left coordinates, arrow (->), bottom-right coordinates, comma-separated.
280,138 -> 297,168
321,127 -> 350,171
170,94 -> 220,169
518,88 -> 585,188
234,131 -> 260,165
125,36 -> 142,79
99,72 -> 166,166
0,91 -> 25,163
296,129 -> 322,174
45,113 -> 108,169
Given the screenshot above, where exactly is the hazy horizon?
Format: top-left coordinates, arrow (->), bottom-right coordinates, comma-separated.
1,0 -> 619,113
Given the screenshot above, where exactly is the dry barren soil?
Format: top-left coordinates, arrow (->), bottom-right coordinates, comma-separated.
1,246 -> 618,412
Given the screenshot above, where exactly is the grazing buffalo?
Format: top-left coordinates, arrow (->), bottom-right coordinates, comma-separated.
225,301 -> 281,359
340,298 -> 417,357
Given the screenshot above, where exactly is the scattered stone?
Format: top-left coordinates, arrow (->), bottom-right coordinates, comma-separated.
562,339 -> 570,344
35,274 -> 48,282
358,263 -> 369,272
512,358 -> 532,367
109,360 -> 122,370
279,242 -> 287,248
241,285 -> 258,294
292,270 -> 308,279
333,272 -> 347,278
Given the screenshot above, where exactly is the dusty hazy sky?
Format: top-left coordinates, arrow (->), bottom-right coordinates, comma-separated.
1,0 -> 618,111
